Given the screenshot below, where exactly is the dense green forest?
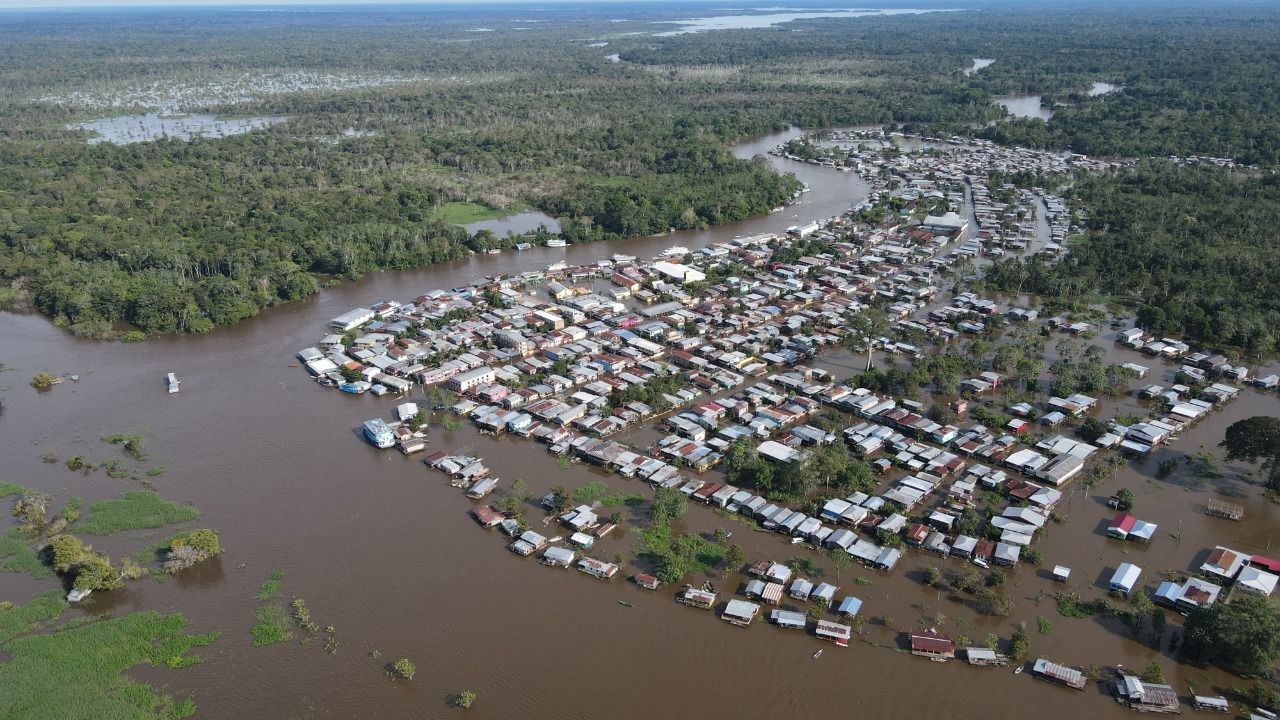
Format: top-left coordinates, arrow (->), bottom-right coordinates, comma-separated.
985,162 -> 1280,354
0,2 -> 1277,337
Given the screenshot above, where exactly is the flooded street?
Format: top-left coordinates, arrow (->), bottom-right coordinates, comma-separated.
2,126 -> 1278,718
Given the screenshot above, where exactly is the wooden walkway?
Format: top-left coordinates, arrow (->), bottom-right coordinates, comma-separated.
1205,499 -> 1244,521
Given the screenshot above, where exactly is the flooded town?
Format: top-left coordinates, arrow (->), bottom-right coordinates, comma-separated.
286,131 -> 1280,716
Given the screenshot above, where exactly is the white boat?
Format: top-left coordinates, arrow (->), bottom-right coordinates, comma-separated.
362,419 -> 395,449
545,239 -> 567,248
659,246 -> 689,258
812,649 -> 823,659
67,588 -> 92,603
612,254 -> 636,263
166,372 -> 180,394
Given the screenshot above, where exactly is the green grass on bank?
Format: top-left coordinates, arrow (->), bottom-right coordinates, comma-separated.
78,492 -> 199,535
0,591 -> 66,644
433,201 -> 524,225
0,606 -> 218,720
0,527 -> 54,578
0,481 -> 32,498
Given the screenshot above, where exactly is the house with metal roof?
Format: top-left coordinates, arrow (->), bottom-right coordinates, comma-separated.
836,596 -> 863,618
1200,546 -> 1247,582
1032,658 -> 1087,690
816,620 -> 852,647
1114,672 -> 1180,713
812,583 -> 838,605
1237,566 -> 1280,597
790,578 -> 815,601
722,599 -> 760,627
1110,563 -> 1142,596
540,546 -> 577,568
770,609 -> 807,629
909,629 -> 955,660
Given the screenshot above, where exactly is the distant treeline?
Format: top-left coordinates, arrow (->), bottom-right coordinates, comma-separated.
985,162 -> 1280,355
1,2 -> 1278,336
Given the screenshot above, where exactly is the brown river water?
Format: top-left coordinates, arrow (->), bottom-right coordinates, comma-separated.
2,128 -> 1279,719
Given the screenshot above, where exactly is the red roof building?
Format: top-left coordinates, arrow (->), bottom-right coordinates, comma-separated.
910,629 -> 956,659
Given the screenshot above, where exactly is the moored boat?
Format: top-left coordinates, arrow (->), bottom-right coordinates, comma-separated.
362,419 -> 395,449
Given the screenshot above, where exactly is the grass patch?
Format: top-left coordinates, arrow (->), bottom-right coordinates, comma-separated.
145,467 -> 166,477
573,481 -> 609,504
132,532 -> 187,566
78,491 -> 199,535
0,527 -> 54,578
0,591 -> 66,644
0,481 -> 32,498
0,608 -> 218,719
257,571 -> 284,602
854,577 -> 874,586
600,493 -> 645,507
638,523 -> 725,582
433,201 -> 525,225
251,605 -> 292,647
1037,616 -> 1052,635
101,433 -> 147,461
1055,592 -> 1111,619
572,482 -> 643,508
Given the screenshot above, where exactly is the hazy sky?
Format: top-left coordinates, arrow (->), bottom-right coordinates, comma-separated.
2,0 -> 625,7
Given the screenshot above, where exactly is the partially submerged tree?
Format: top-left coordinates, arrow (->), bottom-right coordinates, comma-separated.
1221,416 -> 1280,490
163,529 -> 223,574
1183,593 -> 1280,677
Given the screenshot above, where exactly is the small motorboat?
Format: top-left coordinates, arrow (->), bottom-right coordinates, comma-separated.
1014,667 -> 1023,675
812,649 -> 823,659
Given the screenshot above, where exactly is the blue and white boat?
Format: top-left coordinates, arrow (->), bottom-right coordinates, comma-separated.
166,372 -> 181,394
338,380 -> 371,394
363,419 -> 395,449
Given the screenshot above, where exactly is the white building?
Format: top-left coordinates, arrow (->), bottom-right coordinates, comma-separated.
448,366 -> 496,393
652,261 -> 707,285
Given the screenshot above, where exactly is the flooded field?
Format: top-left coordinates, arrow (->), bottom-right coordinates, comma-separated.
35,70 -> 425,112
1089,82 -> 1122,97
653,8 -> 946,36
68,113 -> 287,145
464,210 -> 562,237
994,95 -> 1054,121
2,127 -> 1278,719
965,58 -> 995,76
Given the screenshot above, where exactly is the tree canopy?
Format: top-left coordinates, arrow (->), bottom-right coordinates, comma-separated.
1183,594 -> 1280,677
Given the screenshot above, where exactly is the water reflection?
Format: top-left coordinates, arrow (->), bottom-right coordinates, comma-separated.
68,113 -> 287,145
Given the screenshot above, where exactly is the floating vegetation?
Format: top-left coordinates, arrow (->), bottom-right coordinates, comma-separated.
391,657 -> 416,680
251,606 -> 292,647
292,598 -> 320,637
0,482 -> 31,498
257,571 -> 284,602
102,433 -> 147,461
0,604 -> 218,719
0,591 -> 65,644
77,491 -> 199,535
29,372 -> 58,391
64,456 -> 92,472
251,570 -> 292,647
